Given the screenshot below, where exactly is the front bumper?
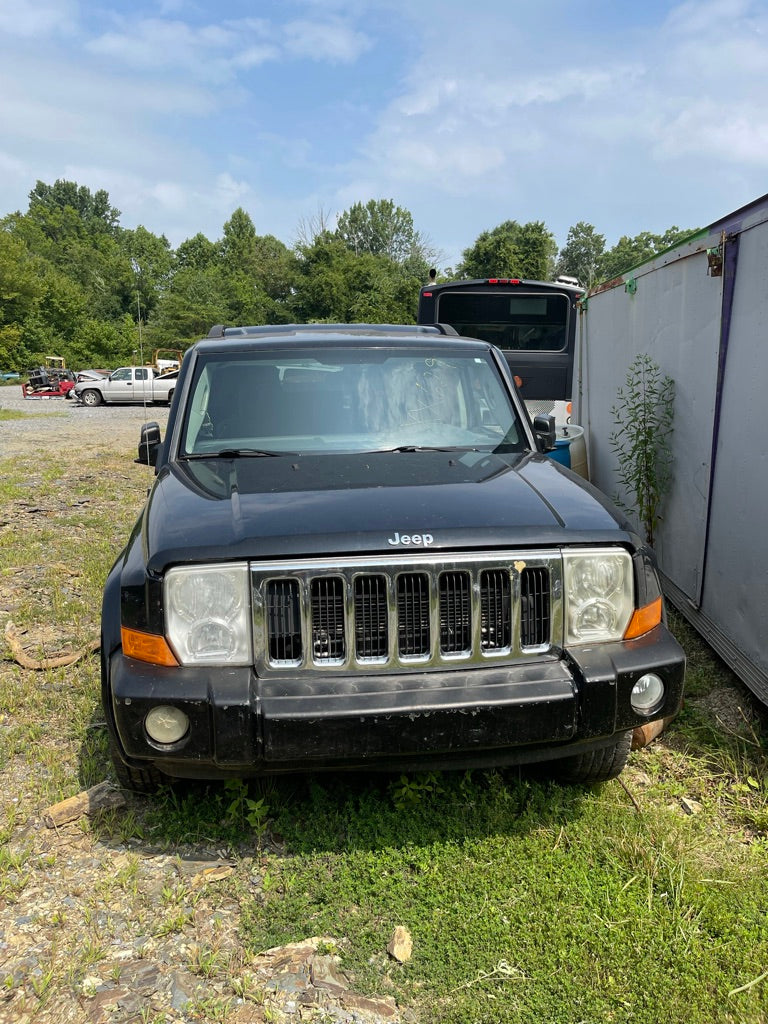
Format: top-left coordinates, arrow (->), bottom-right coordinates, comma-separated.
106,624 -> 685,779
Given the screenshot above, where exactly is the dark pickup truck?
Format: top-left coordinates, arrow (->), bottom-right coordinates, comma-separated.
102,323 -> 685,792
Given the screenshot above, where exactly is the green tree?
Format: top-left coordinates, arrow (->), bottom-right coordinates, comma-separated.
555,222 -> 606,288
598,226 -> 697,281
119,225 -> 173,322
174,232 -> 218,272
150,266 -> 232,343
458,220 -> 557,281
27,179 -> 121,239
336,199 -> 433,267
65,316 -> 136,369
0,325 -> 30,372
214,211 -> 296,326
292,233 -> 420,324
0,230 -> 42,328
252,234 -> 295,305
220,207 -> 259,275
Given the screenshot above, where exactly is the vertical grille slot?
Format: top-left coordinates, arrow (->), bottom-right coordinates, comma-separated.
397,573 -> 430,657
311,576 -> 346,662
480,569 -> 511,651
521,567 -> 550,647
439,571 -> 472,654
266,579 -> 302,662
354,575 -> 388,660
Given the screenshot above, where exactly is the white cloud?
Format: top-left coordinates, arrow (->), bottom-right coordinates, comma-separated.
343,0 -> 768,220
0,0 -> 77,38
652,99 -> 768,166
85,17 -> 276,78
664,0 -> 755,36
147,181 -> 189,213
85,13 -> 370,78
283,17 -> 372,63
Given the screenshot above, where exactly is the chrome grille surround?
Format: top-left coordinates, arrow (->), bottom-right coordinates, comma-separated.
252,552 -> 564,676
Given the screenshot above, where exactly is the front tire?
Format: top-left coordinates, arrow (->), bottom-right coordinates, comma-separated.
108,733 -> 163,795
552,730 -> 633,784
81,389 -> 102,407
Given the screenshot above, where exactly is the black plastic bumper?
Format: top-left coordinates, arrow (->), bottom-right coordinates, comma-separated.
106,624 -> 685,779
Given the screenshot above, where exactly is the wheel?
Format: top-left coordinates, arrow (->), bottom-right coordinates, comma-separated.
167,388 -> 174,404
108,732 -> 163,795
81,389 -> 102,407
552,730 -> 633,785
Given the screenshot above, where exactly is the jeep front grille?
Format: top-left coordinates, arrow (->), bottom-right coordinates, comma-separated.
253,553 -> 562,675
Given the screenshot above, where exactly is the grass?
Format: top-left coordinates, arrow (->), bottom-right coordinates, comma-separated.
235,767 -> 768,1024
0,427 -> 766,1024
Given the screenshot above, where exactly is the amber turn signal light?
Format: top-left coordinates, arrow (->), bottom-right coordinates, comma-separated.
624,596 -> 663,640
121,627 -> 179,667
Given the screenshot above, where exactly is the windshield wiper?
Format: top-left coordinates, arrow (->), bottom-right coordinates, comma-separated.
371,445 -> 483,454
182,448 -> 292,459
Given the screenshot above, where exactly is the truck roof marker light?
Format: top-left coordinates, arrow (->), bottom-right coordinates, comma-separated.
624,596 -> 663,639
423,291 -> 432,297
122,626 -> 179,667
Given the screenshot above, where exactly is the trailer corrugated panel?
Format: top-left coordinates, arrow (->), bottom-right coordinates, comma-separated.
579,194 -> 768,703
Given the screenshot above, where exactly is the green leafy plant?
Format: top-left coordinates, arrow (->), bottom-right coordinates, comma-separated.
610,353 -> 675,546
224,778 -> 270,837
388,771 -> 444,810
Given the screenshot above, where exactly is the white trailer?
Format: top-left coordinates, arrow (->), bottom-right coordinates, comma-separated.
577,193 -> 768,704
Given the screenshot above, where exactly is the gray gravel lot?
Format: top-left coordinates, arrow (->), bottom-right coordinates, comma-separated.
0,387 -> 170,457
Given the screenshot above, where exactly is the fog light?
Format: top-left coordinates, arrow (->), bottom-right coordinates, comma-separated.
631,673 -> 665,715
145,705 -> 189,745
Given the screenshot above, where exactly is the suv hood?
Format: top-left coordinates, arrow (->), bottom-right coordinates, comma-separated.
141,450 -> 630,571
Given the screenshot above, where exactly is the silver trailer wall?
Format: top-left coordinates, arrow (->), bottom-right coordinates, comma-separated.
578,195 -> 768,703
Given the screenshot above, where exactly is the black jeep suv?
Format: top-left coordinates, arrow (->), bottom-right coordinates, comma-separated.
102,324 -> 684,792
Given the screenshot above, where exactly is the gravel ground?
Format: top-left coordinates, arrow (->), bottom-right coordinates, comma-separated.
0,388 -> 171,457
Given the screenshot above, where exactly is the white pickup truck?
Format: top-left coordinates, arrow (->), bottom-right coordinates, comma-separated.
74,367 -> 177,407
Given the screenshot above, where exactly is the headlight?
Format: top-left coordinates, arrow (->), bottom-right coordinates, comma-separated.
564,549 -> 633,644
165,563 -> 251,665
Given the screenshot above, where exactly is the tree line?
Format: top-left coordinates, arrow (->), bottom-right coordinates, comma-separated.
0,179 -> 695,372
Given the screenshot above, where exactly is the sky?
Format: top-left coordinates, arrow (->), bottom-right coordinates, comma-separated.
1,0 -> 767,269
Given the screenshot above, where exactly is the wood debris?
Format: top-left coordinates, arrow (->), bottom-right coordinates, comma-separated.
43,781 -> 126,828
4,619 -> 99,670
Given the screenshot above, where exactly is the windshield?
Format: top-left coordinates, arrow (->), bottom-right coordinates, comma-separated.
180,347 -> 526,456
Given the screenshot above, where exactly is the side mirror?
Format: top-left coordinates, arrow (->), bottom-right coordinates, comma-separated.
533,413 -> 557,452
136,421 -> 161,466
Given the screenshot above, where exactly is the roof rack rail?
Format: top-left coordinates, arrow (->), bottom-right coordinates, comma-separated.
206,323 -> 445,339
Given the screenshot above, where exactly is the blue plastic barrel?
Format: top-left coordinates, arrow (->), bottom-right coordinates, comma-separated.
547,438 -> 571,468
